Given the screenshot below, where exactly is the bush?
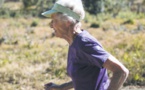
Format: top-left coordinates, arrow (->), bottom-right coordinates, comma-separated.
122,19 -> 134,25
90,23 -> 100,28
0,8 -> 21,18
0,8 -> 10,18
31,20 -> 38,27
110,33 -> 145,85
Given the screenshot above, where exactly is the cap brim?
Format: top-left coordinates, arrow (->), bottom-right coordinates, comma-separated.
41,10 -> 57,17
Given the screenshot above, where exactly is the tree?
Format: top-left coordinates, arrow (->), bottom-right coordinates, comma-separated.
21,0 -> 40,9
20,0 -> 56,16
83,0 -> 105,15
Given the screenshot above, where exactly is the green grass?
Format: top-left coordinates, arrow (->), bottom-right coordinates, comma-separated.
0,13 -> 145,90
0,1 -> 145,90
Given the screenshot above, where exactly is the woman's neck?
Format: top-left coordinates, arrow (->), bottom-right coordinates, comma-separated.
66,28 -> 82,45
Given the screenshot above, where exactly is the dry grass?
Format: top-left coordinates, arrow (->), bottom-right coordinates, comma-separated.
0,17 -> 145,90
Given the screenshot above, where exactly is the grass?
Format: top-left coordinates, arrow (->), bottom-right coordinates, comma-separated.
0,16 -> 145,90
0,1 -> 145,89
0,17 -> 71,90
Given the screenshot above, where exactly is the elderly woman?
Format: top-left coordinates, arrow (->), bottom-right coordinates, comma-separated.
42,0 -> 129,90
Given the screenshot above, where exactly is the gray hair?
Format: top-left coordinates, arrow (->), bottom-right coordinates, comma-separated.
56,0 -> 85,24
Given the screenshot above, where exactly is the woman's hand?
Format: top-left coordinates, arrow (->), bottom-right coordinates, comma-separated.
44,81 -> 73,90
44,82 -> 62,90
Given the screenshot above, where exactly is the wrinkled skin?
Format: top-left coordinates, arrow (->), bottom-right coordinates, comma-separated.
44,82 -> 62,90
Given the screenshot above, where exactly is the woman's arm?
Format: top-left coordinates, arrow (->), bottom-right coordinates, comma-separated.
103,55 -> 129,90
45,81 -> 73,90
60,81 -> 73,90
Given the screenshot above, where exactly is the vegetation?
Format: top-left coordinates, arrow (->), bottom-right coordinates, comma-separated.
1,0 -> 145,18
0,0 -> 145,90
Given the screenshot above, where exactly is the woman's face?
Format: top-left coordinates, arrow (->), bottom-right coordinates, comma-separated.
49,13 -> 70,38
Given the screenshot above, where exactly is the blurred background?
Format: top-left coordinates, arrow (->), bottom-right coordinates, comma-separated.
0,0 -> 145,90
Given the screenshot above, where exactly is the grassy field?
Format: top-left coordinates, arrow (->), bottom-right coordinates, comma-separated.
0,15 -> 145,90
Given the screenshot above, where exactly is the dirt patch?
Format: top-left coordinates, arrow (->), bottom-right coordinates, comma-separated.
122,86 -> 145,90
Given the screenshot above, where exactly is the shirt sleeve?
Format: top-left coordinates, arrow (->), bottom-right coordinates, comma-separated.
79,37 -> 110,68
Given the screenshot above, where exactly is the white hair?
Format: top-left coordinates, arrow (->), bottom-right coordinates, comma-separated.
56,0 -> 85,24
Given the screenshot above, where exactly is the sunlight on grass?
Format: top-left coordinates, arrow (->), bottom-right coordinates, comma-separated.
0,13 -> 145,90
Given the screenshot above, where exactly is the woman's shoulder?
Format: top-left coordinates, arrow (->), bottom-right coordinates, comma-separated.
78,30 -> 97,44
75,31 -> 98,49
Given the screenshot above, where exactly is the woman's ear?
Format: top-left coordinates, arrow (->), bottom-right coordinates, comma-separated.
73,22 -> 82,34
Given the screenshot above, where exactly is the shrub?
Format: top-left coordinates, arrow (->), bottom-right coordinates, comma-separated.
110,33 -> 145,85
122,19 -> 134,25
31,20 -> 38,27
90,23 -> 100,28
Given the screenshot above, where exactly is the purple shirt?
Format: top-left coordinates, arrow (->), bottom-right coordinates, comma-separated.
67,30 -> 110,90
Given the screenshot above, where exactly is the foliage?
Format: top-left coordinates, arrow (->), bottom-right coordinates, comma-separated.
21,0 -> 56,17
90,23 -> 100,28
31,20 -> 38,27
110,34 -> 145,85
83,0 -> 105,14
1,0 -> 145,18
21,0 -> 39,9
122,19 -> 134,25
0,16 -> 145,90
0,0 -> 145,90
0,0 -> 56,18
